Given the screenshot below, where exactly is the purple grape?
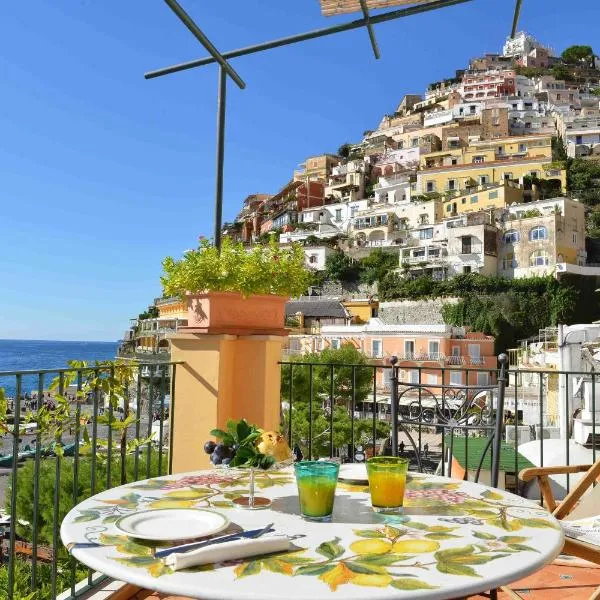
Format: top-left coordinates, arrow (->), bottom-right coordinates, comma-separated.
204,441 -> 216,455
222,457 -> 231,466
210,452 -> 222,465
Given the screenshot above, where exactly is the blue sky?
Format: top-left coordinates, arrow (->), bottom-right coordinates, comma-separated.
0,0 -> 598,341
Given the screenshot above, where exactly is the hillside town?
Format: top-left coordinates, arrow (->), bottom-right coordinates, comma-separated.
123,32 -> 600,367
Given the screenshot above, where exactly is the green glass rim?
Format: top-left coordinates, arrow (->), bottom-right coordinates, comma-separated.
294,460 -> 339,472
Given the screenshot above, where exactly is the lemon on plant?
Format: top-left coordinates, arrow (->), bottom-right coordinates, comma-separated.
349,539 -> 392,555
256,431 -> 292,462
392,539 -> 440,554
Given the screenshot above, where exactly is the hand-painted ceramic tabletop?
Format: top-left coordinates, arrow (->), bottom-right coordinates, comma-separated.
61,468 -> 563,600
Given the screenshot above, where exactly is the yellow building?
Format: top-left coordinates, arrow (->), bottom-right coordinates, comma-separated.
464,133 -> 553,164
417,157 -> 566,198
498,197 -> 587,278
442,181 -> 525,215
157,297 -> 187,320
294,154 -> 341,181
342,298 -> 379,324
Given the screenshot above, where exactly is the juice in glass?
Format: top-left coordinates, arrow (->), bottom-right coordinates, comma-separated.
366,456 -> 409,514
294,461 -> 339,521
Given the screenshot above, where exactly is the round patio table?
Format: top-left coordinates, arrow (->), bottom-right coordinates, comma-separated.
61,468 -> 563,600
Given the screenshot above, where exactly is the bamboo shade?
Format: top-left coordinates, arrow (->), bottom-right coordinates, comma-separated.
320,0 -> 438,17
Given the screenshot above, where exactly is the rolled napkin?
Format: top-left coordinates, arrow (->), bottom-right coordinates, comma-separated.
164,535 -> 291,571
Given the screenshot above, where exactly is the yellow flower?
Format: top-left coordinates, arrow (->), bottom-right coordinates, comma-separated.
319,563 -> 355,591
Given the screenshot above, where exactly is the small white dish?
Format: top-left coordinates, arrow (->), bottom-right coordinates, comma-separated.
115,509 -> 229,542
338,463 -> 368,484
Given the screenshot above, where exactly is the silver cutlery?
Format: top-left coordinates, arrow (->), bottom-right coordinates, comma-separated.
154,523 -> 275,558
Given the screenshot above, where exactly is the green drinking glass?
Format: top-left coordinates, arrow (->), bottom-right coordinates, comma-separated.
294,461 -> 340,522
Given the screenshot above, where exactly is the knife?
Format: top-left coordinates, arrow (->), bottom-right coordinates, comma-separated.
154,523 -> 275,558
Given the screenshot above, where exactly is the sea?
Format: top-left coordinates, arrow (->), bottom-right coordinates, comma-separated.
0,339 -> 119,397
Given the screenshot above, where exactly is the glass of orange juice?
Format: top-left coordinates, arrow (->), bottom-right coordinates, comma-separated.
294,461 -> 339,521
366,456 -> 409,514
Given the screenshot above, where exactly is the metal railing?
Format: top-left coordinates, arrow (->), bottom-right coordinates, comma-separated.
0,362 -> 180,600
280,358 -> 599,497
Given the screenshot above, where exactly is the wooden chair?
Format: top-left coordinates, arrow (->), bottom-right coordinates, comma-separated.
520,458 -> 600,599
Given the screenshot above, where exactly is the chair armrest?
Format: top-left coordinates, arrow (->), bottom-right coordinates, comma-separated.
519,464 -> 593,482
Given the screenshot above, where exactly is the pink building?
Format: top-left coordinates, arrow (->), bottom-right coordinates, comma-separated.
461,70 -> 516,101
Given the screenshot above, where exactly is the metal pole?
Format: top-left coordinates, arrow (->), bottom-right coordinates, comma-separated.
390,356 -> 398,456
214,65 -> 226,250
492,354 -> 509,488
145,0 -> 473,80
163,0 -> 246,89
359,0 -> 381,59
510,0 -> 523,39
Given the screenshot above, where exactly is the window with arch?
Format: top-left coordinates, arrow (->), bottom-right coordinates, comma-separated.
504,230 -> 519,244
530,250 -> 550,267
502,253 -> 517,269
529,226 -> 548,241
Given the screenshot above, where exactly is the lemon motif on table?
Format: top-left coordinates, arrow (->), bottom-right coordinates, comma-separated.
392,539 -> 440,554
148,499 -> 198,509
349,539 -> 393,555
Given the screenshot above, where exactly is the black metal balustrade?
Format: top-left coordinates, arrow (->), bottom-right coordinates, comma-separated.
280,357 -> 598,496
0,362 -> 180,600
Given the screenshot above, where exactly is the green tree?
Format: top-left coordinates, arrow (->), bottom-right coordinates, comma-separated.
552,64 -> 575,82
561,45 -> 595,66
280,345 -> 390,458
588,206 -> 600,238
360,249 -> 398,285
551,136 -> 568,161
324,250 -> 361,283
567,158 -> 600,205
337,143 -> 351,159
138,305 -> 159,320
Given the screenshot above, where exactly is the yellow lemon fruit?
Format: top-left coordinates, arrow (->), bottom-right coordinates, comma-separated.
164,490 -> 207,499
392,539 -> 440,554
349,539 -> 392,555
148,499 -> 197,509
351,574 -> 393,588
256,431 -> 292,462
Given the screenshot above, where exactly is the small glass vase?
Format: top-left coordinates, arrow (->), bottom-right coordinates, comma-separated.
232,468 -> 272,510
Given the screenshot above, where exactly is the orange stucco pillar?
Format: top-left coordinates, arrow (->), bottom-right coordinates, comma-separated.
168,333 -> 286,473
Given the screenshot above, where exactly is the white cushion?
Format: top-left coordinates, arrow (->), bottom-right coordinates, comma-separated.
562,517 -> 600,547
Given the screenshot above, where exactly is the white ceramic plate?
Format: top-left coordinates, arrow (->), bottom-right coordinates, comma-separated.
338,463 -> 368,484
115,509 -> 229,541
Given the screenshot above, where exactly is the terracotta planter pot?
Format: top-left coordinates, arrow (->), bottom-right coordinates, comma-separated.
181,292 -> 289,336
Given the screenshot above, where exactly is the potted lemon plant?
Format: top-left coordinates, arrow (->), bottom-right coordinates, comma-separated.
161,238 -> 310,335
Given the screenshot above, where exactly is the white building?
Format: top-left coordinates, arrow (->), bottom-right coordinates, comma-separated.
558,113 -> 600,158
304,246 -> 334,271
503,32 -> 550,58
506,97 -> 554,134
374,173 -> 412,205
